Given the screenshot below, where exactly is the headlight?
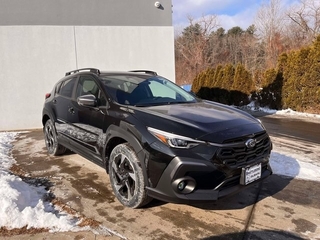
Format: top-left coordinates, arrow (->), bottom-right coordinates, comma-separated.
147,127 -> 204,149
256,118 -> 266,130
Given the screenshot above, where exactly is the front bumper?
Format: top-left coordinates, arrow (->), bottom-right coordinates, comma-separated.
146,156 -> 272,204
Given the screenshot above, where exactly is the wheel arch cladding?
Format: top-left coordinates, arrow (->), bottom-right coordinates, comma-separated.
104,124 -> 149,185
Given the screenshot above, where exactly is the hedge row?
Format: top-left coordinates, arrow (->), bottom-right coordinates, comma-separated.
192,36 -> 320,113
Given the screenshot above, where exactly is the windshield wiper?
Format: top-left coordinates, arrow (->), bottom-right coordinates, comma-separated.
134,102 -> 169,107
167,101 -> 193,105
134,100 -> 195,107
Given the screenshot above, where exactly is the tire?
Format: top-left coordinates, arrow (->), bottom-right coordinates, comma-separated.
109,143 -> 151,208
43,119 -> 66,156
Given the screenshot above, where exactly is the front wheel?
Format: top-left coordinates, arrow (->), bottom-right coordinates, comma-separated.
44,119 -> 66,156
109,143 -> 151,208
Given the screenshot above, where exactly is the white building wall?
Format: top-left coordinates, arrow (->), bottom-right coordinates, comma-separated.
75,26 -> 175,79
0,26 -> 175,131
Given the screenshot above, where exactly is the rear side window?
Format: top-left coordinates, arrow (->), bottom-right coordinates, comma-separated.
58,78 -> 76,98
55,81 -> 62,94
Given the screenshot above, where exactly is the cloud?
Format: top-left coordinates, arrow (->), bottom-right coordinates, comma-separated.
218,8 -> 258,31
172,0 -> 263,32
172,0 -> 299,35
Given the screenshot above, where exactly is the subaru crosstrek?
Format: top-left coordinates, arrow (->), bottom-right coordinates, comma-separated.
42,68 -> 272,208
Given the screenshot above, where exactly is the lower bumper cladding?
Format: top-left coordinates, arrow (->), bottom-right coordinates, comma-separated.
146,156 -> 272,204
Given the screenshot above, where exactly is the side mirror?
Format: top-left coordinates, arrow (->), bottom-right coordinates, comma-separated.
77,94 -> 97,107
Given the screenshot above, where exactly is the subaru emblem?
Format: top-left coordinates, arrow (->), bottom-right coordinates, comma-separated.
245,139 -> 256,148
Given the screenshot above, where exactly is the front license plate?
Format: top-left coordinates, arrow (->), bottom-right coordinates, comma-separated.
240,163 -> 261,185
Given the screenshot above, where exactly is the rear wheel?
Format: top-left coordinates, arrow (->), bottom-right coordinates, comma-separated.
44,119 -> 66,156
109,143 -> 151,208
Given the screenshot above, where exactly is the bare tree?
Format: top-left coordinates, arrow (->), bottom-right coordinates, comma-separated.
240,26 -> 265,75
175,15 -> 219,85
287,0 -> 320,45
255,0 -> 287,69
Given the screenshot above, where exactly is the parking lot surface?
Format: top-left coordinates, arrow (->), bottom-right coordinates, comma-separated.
4,129 -> 320,239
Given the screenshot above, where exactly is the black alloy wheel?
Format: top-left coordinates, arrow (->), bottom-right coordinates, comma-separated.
109,143 -> 151,208
44,119 -> 66,156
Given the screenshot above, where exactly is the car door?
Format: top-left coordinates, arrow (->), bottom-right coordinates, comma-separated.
53,77 -> 77,140
67,74 -> 107,161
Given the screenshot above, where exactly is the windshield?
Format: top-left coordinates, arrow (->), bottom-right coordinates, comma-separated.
101,75 -> 197,106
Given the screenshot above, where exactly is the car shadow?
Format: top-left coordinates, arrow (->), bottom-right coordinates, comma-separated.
190,151 -> 302,210
201,229 -> 304,240
190,174 -> 293,210
146,174 -> 294,210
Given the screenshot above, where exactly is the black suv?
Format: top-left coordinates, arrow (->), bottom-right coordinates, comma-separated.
42,68 -> 272,208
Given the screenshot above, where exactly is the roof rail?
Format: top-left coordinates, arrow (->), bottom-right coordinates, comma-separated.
65,68 -> 100,76
129,70 -> 158,76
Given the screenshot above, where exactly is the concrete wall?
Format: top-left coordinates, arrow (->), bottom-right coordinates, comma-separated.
0,0 -> 175,131
0,0 -> 172,26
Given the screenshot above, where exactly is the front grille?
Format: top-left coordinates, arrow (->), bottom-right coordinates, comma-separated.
215,132 -> 271,169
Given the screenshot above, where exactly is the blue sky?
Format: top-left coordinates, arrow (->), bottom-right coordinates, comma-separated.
171,0 -> 296,32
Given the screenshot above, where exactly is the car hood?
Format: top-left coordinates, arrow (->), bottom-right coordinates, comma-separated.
130,101 -> 265,143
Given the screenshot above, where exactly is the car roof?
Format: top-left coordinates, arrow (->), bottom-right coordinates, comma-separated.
65,68 -> 157,77
57,68 -> 160,86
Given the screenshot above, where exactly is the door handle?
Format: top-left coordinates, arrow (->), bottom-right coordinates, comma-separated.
68,107 -> 75,114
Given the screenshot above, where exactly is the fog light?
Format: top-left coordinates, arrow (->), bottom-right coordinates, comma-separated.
173,177 -> 196,194
177,181 -> 186,191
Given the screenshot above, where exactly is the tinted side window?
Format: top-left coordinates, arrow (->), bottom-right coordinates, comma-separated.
76,76 -> 99,98
76,76 -> 107,106
58,78 -> 76,98
55,81 -> 62,94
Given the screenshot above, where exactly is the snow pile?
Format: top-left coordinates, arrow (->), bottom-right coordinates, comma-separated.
0,132 -> 80,232
270,152 -> 320,181
245,102 -> 320,119
0,132 -> 17,170
275,108 -> 320,119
